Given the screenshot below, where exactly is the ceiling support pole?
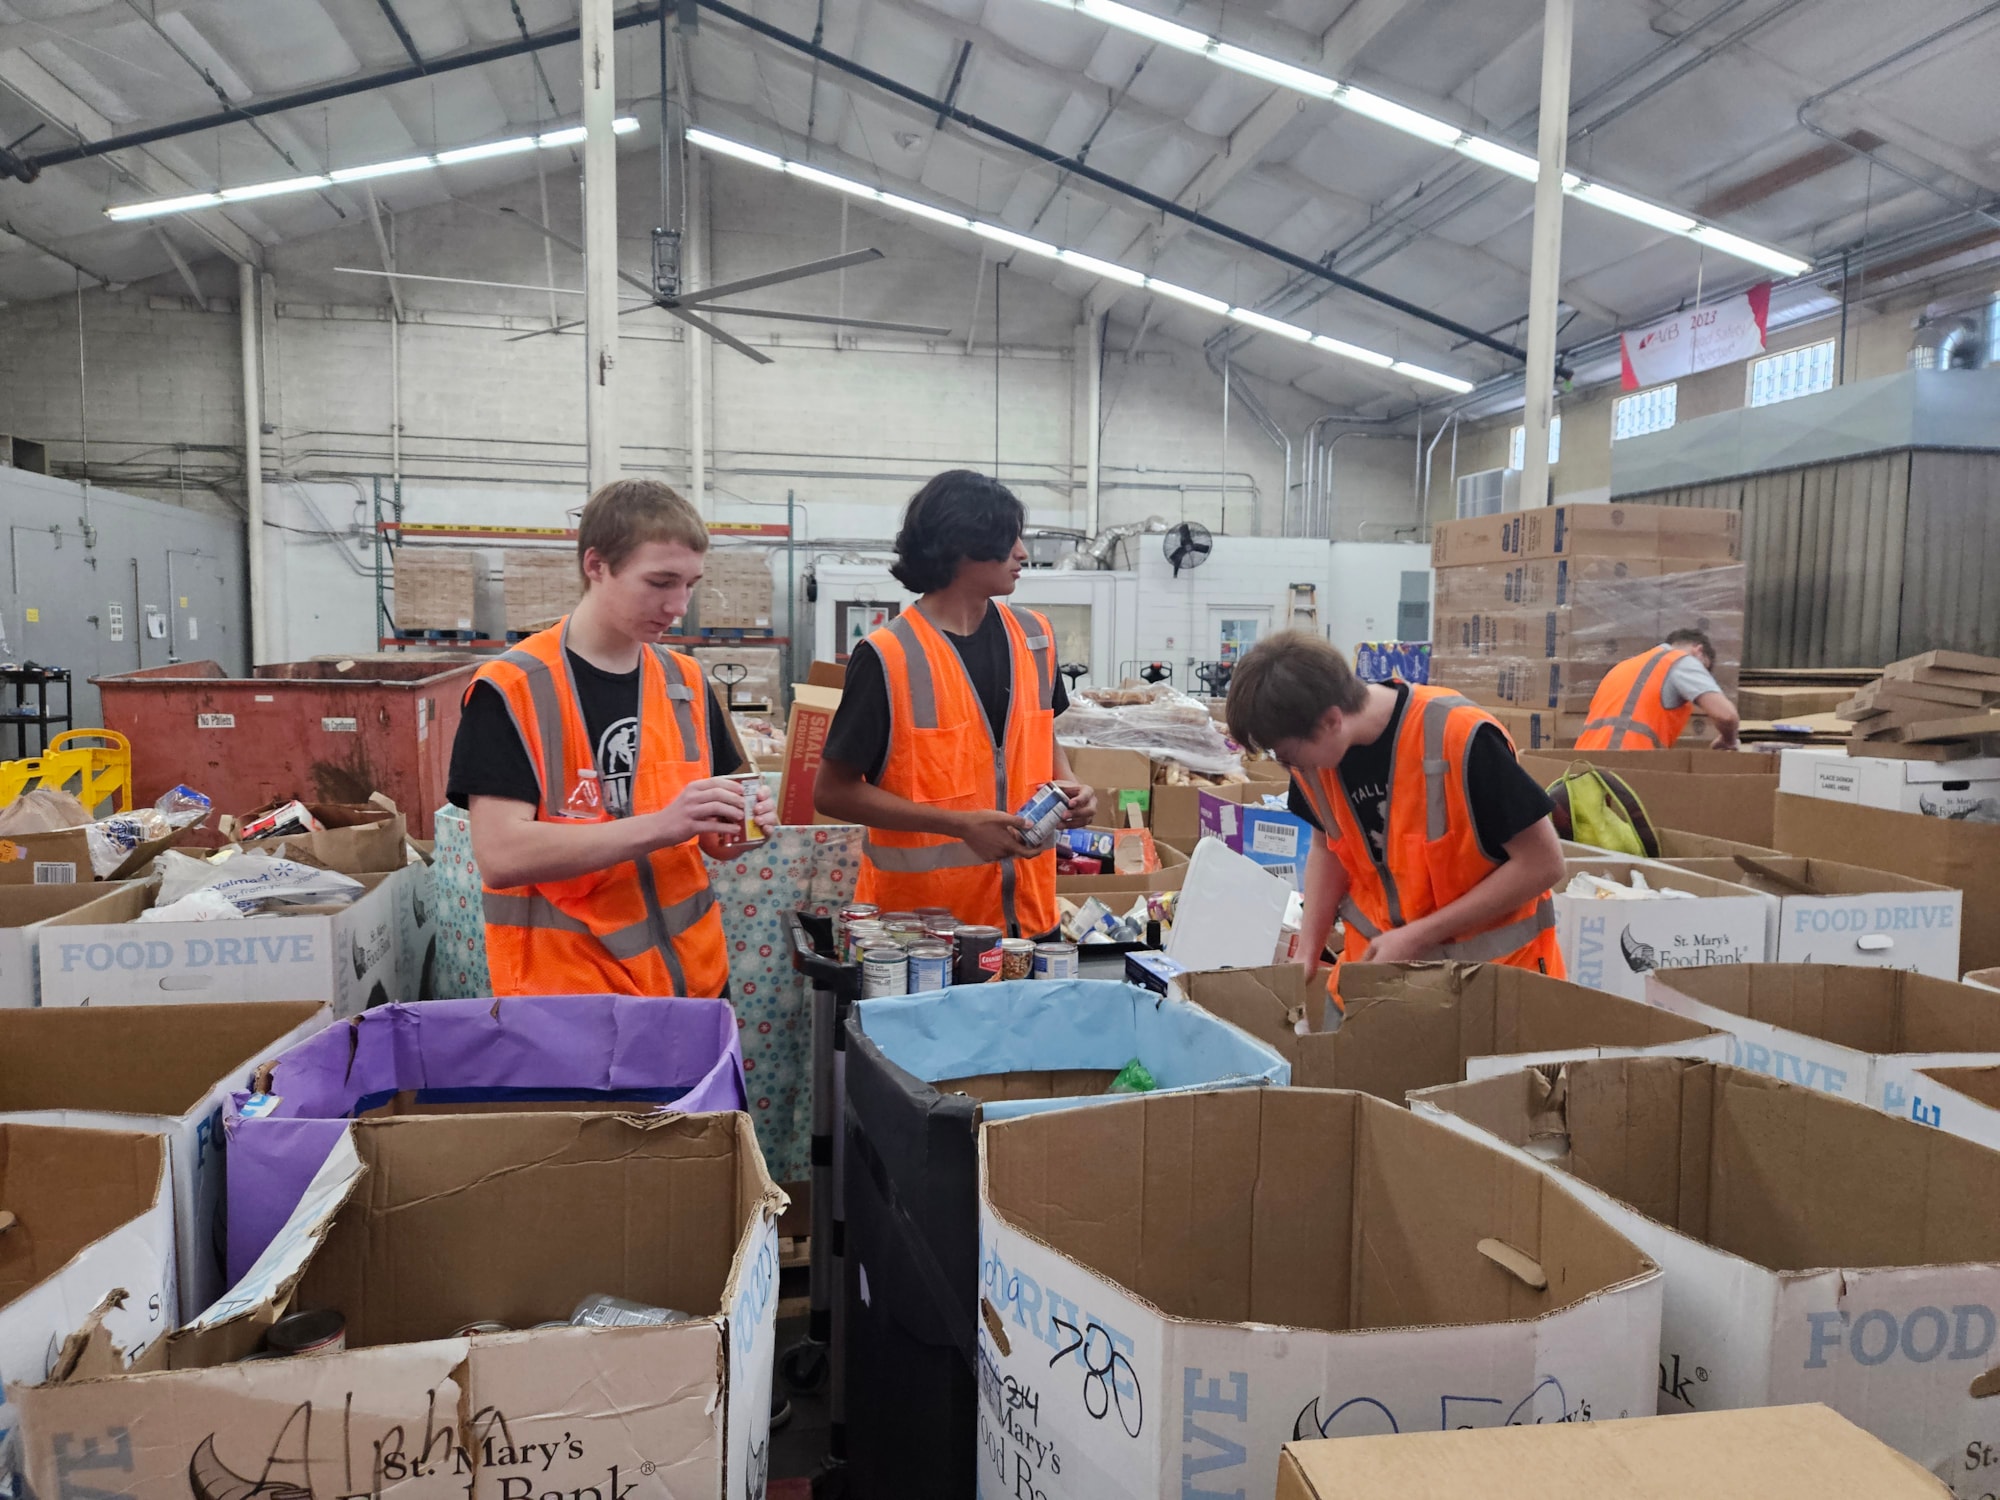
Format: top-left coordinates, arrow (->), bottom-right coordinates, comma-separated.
582,0 -> 621,493
1518,0 -> 1573,511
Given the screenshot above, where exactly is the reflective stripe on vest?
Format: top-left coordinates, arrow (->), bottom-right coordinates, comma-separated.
1578,648 -> 1683,749
1437,897 -> 1556,963
482,886 -> 718,962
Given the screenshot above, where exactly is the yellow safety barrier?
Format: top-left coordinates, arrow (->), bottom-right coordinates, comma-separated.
0,729 -> 133,816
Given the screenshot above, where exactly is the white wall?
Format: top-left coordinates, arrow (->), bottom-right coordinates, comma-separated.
0,149 -> 1417,659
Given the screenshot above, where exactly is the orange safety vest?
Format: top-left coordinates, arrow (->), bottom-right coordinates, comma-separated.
469,620 -> 729,999
1575,647 -> 1697,750
1292,684 -> 1564,994
856,603 -> 1059,938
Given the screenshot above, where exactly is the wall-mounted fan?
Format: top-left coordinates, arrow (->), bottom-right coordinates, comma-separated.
1164,522 -> 1213,578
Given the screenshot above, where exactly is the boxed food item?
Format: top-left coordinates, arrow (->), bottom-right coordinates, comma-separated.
1645,962 -> 2000,1108
391,548 -> 478,633
1434,556 -> 1661,614
0,1001 -> 329,1316
777,662 -> 844,825
695,549 -> 776,631
1415,1056 -> 2000,1495
1276,1404 -> 1947,1500
502,550 -> 582,633
976,1087 -> 1662,1500
15,1112 -> 786,1500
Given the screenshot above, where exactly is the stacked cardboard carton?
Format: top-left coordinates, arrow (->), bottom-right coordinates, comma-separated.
501,551 -> 582,634
1429,504 -> 1745,750
390,548 -> 479,633
1835,649 -> 2000,761
695,548 -> 776,631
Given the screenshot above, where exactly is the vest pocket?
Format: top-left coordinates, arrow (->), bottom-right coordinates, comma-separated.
905,722 -> 987,807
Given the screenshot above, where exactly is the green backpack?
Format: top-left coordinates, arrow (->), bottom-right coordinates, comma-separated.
1544,761 -> 1661,858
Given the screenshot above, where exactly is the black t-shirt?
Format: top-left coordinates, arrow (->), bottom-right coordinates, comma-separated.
1286,681 -> 1553,864
447,652 -> 744,815
823,605 -> 1069,781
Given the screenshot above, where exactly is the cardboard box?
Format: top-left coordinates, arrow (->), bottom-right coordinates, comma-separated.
1521,750 -> 1779,844
1656,505 -> 1744,557
1553,858 -> 1769,1000
1488,706 -> 1585,751
0,883 -> 151,1008
1275,1404 -> 1950,1500
692,644 -> 784,713
1178,961 -> 1727,1099
1436,606 -> 1663,664
1434,557 -> 1660,614
1195,792 -> 1310,889
778,665 -> 844,826
696,549 -> 776,631
975,1087 -> 1663,1500
1872,1059 -> 2000,1146
0,1124 -> 175,1486
18,1111 -> 786,1500
1775,793 -> 2000,973
501,550 -> 582,633
1643,963 -> 2000,1107
37,869 -> 407,1016
391,547 -> 478,632
841,981 -> 1288,1499
1056,833 -> 1188,899
1413,1057 -> 2000,1490
1852,755 -> 2000,818
1657,856 -> 1962,978
224,994 -> 747,1283
1430,505 -> 1669,569
1433,656 -> 1615,712
0,1001 -> 329,1317
0,820 -> 190,886
1964,967 -> 1998,992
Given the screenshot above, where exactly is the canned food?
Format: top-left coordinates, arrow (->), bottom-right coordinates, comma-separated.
953,925 -> 1003,985
845,921 -> 887,964
1015,782 -> 1071,849
1032,942 -> 1079,980
862,946 -> 909,997
453,1320 -> 512,1337
922,913 -> 962,939
913,906 -> 955,925
265,1308 -> 346,1356
997,937 -> 1036,981
908,941 -> 953,992
729,773 -> 769,845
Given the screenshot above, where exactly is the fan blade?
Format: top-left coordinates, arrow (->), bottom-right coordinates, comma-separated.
504,302 -> 660,342
492,206 -> 658,298
696,304 -> 951,337
670,248 -> 885,308
668,305 -> 775,365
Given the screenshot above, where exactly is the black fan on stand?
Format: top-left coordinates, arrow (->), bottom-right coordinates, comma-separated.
1164,522 -> 1214,577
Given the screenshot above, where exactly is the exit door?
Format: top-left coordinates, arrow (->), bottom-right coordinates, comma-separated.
167,549 -> 232,665
1209,606 -> 1272,664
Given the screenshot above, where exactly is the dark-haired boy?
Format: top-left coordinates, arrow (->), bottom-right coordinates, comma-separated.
1226,631 -> 1565,1000
814,470 -> 1095,937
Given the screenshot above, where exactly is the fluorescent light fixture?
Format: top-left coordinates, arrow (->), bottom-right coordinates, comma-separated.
435,135 -> 538,165
104,117 -> 643,222
1229,307 -> 1313,342
1057,248 -> 1146,286
220,174 -> 331,202
1024,0 -> 1812,276
1569,180 -> 1695,235
329,155 -> 434,184
105,191 -> 224,222
685,126 -> 1472,391
1146,277 -> 1229,315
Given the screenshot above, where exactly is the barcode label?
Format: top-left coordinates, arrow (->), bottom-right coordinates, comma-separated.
33,863 -> 78,885
198,713 -> 235,729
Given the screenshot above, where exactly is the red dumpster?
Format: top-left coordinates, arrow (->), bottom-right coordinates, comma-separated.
94,658 -> 479,840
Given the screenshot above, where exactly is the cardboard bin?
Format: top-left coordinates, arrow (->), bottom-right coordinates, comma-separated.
0,1002 -> 329,1319
1657,856 -> 1962,978
1277,1404 -> 1951,1499
1554,858 -> 1768,1000
1521,750 -> 1778,845
225,994 -> 748,1281
0,1125 -> 174,1485
1646,963 -> 2000,1108
0,883 -> 150,1008
842,980 -> 1287,1500
16,1111 -> 786,1500
977,1087 -> 1663,1500
1179,961 -> 1728,1102
1781,747 -> 2000,820
1774,793 -> 2000,974
1415,1057 -> 2000,1493
36,867 -> 410,1015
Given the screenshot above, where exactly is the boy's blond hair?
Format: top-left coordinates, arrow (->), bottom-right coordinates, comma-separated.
576,479 -> 708,584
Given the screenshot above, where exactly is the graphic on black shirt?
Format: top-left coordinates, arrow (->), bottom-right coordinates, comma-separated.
597,715 -> 641,817
1343,773 -> 1391,861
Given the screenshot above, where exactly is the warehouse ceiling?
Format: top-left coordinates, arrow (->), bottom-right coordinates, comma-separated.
1,0 -> 1997,416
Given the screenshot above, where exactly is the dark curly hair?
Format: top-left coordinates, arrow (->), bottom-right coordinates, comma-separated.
889,470 -> 1025,594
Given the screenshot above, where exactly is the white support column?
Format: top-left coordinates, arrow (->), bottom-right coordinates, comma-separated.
1073,319 -> 1101,534
685,141 -> 709,515
581,0 -> 620,493
238,260 -> 266,665
1518,0 -> 1573,513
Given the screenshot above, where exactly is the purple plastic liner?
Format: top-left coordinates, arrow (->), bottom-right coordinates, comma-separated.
225,994 -> 747,1280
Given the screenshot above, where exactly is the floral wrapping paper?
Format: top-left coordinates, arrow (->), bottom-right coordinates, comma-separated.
430,806 -> 859,1182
